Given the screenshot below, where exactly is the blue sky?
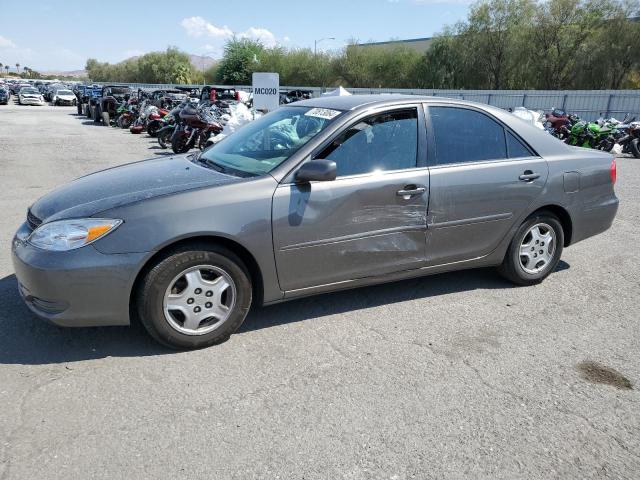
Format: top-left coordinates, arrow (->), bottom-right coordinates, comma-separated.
0,0 -> 471,72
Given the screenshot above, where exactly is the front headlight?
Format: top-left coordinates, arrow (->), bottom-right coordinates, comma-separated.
28,218 -> 122,251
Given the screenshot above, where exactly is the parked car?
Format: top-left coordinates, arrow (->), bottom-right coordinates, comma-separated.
51,88 -> 77,106
92,84 -> 133,125
18,87 -> 45,105
12,95 -> 618,349
0,87 -> 9,105
11,83 -> 31,95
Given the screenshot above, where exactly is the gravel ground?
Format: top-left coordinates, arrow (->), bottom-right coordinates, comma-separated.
0,99 -> 639,480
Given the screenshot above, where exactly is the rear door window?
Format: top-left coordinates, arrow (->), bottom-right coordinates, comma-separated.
429,106 -> 507,165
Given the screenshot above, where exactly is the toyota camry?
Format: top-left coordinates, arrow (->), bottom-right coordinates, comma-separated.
12,95 -> 618,349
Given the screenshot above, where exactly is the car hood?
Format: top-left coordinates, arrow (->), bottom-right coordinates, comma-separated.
30,155 -> 243,223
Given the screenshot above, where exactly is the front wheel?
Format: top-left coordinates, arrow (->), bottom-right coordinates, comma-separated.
630,138 -> 640,159
158,128 -> 173,149
171,133 -> 190,154
136,245 -> 252,349
498,212 -> 564,286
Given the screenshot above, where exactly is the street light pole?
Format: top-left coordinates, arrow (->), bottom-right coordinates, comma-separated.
314,37 -> 335,56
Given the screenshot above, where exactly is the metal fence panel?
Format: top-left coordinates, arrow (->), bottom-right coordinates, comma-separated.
96,81 -> 640,120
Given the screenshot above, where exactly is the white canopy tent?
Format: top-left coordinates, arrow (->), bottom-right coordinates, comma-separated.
321,86 -> 352,97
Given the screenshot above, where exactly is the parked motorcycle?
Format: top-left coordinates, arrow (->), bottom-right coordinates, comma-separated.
544,108 -> 572,140
171,104 -> 223,154
615,119 -> 640,158
566,116 -> 616,151
146,107 -> 171,137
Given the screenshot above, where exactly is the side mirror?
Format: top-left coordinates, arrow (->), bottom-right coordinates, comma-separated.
295,159 -> 337,183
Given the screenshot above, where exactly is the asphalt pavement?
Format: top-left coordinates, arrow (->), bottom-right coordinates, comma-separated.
0,98 -> 639,480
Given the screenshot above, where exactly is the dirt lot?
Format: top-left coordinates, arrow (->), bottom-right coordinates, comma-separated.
0,99 -> 639,480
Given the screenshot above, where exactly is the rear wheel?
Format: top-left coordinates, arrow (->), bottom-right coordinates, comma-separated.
498,212 -> 564,286
94,105 -> 101,123
136,245 -> 252,349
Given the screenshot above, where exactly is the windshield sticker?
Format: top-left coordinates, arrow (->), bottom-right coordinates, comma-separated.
305,108 -> 341,120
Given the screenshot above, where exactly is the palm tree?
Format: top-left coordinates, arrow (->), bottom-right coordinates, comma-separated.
0,63 -> 3,73
15,63 -> 20,74
23,66 -> 30,78
4,65 -> 8,75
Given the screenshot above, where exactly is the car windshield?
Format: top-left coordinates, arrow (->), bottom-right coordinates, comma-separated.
57,90 -> 73,95
201,106 -> 342,176
110,87 -> 130,95
21,88 -> 38,94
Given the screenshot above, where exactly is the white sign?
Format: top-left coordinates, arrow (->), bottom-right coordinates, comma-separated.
252,72 -> 280,112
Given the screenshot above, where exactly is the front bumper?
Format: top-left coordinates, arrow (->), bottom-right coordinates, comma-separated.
20,98 -> 44,105
12,222 -> 148,327
55,98 -> 75,105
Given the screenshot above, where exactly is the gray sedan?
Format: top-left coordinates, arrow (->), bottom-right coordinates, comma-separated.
12,95 -> 619,349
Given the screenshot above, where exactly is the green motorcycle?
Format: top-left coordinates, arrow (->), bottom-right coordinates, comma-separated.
566,117 -> 615,151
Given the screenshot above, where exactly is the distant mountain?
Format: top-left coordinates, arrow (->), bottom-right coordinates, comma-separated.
40,69 -> 87,78
41,53 -> 217,79
188,54 -> 217,71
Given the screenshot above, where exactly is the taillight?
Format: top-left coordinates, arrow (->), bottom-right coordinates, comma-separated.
235,91 -> 240,101
610,158 -> 617,184
210,89 -> 216,101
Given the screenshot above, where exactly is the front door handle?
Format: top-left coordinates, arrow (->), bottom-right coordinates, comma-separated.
397,186 -> 426,198
519,171 -> 540,182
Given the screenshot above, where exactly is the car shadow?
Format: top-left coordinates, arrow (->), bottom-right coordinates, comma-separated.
0,261 -> 570,365
0,274 -> 169,365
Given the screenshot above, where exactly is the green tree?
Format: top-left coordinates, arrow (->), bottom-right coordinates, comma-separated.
215,38 -> 264,84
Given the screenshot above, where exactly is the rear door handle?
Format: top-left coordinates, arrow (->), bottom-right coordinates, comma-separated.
397,186 -> 426,198
519,171 -> 540,182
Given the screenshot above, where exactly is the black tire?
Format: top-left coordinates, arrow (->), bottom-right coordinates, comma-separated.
76,103 -> 82,115
136,244 -> 252,349
158,129 -> 172,149
94,105 -> 101,123
147,121 -> 161,137
171,134 -> 190,154
121,116 -> 133,129
86,104 -> 93,119
631,138 -> 640,159
498,211 -> 564,286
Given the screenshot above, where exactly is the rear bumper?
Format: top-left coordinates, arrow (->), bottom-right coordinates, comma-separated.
571,196 -> 619,245
12,222 -> 147,327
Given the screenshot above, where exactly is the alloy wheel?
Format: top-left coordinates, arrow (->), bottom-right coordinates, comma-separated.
163,265 -> 236,336
519,223 -> 556,274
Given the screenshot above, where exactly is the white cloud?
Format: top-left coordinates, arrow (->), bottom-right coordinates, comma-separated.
180,17 -> 279,48
0,35 -> 16,48
181,16 -> 233,38
283,36 -> 291,42
237,27 -> 277,47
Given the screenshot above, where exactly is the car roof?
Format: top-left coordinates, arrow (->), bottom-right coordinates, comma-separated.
293,93 -> 506,112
